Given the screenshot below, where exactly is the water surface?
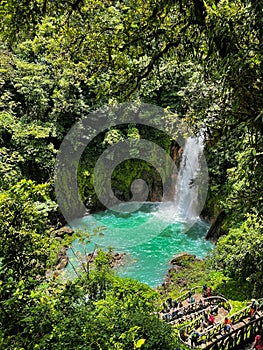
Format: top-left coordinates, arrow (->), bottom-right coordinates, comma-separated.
66,202 -> 213,287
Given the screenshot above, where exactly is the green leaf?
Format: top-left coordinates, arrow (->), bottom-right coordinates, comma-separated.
135,339 -> 145,348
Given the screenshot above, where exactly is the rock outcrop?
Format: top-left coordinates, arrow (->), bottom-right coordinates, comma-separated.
170,252 -> 196,266
86,251 -> 127,268
161,253 -> 197,291
56,246 -> 69,270
205,210 -> 226,240
52,226 -> 74,241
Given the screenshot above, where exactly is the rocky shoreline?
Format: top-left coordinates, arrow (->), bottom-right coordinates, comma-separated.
85,251 -> 127,269
48,226 -> 127,278
50,226 -> 206,292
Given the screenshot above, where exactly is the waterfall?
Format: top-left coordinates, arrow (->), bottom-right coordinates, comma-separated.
174,135 -> 205,220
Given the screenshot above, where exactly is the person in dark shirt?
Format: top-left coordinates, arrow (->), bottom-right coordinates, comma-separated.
202,284 -> 208,297
167,297 -> 172,309
191,329 -> 200,347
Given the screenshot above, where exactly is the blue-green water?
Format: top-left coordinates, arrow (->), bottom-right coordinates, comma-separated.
66,202 -> 213,288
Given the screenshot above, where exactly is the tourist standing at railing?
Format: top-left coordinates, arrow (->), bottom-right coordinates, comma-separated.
188,290 -> 193,302
252,334 -> 263,350
223,317 -> 233,333
200,315 -> 208,330
204,310 -> 209,322
250,299 -> 258,319
208,313 -> 215,325
190,296 -> 195,304
191,329 -> 200,347
162,302 -> 167,313
202,284 -> 208,297
167,297 -> 173,309
171,309 -> 177,318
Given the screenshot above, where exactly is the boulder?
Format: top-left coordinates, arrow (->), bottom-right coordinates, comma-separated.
86,251 -> 127,268
170,252 -> 196,266
56,256 -> 69,270
110,252 -> 126,267
53,226 -> 74,238
57,226 -> 74,235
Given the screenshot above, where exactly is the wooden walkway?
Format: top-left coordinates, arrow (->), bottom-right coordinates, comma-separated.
161,287 -> 263,349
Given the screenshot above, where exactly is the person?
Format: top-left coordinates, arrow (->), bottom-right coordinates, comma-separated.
191,329 -> 200,347
188,290 -> 193,302
250,299 -> 257,317
252,334 -> 263,350
223,317 -> 233,333
190,296 -> 195,304
162,301 -> 167,313
202,284 -> 208,297
163,312 -> 171,321
172,310 -> 178,319
204,310 -> 209,322
167,297 -> 173,309
200,315 -> 208,330
211,305 -> 218,315
179,301 -> 183,308
198,299 -> 204,311
181,331 -> 188,341
208,313 -> 215,325
177,309 -> 184,318
207,286 -> 212,297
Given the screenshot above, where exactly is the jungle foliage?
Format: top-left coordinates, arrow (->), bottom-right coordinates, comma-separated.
0,0 -> 262,348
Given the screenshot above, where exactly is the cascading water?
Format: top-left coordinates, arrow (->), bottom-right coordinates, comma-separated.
173,135 -> 205,220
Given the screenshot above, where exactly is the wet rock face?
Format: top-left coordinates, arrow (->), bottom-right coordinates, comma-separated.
205,210 -> 226,240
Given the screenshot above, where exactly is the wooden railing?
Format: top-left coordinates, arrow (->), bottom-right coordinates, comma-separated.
161,286 -> 231,326
161,287 -> 226,325
204,313 -> 263,350
198,299 -> 263,347
170,300 -> 219,326
175,286 -> 206,303
178,295 -> 231,335
178,296 -> 263,350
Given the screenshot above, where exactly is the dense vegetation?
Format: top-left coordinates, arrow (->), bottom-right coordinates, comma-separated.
0,0 -> 262,348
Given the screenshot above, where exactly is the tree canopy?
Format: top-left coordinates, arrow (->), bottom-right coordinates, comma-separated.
0,0 -> 262,348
